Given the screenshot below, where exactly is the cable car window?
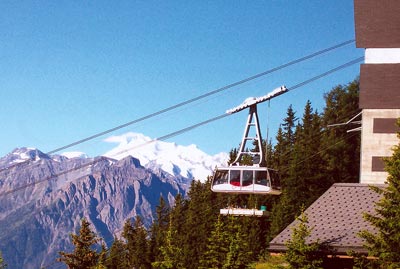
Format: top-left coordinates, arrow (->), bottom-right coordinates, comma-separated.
213,170 -> 228,185
242,170 -> 253,186
230,170 -> 240,186
255,170 -> 269,186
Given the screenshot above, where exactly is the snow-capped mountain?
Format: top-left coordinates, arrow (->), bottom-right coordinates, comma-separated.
61,151 -> 89,159
0,138 -> 229,269
0,147 -> 188,269
103,132 -> 229,182
0,147 -> 50,165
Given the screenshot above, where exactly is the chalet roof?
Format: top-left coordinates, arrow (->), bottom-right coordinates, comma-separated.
269,183 -> 384,255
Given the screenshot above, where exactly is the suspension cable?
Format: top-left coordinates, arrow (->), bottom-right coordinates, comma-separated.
0,56 -> 364,197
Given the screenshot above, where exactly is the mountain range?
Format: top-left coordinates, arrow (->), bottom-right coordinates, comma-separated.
0,134 -> 227,269
102,132 -> 228,181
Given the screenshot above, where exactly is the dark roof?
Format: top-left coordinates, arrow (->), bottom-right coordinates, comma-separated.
269,183 -> 384,255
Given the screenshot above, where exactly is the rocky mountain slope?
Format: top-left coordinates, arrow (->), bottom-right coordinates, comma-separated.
0,147 -> 194,269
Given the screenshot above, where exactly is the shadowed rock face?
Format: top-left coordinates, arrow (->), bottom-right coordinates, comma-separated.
0,148 -> 190,269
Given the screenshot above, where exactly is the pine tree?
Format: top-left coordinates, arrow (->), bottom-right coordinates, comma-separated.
321,79 -> 360,184
265,138 -> 274,167
96,243 -> 107,269
273,126 -> 285,169
199,215 -> 229,269
169,193 -> 187,236
152,215 -> 184,269
180,180 -> 215,269
288,101 -> 326,206
228,148 -> 239,165
0,251 -> 6,269
228,145 -> 252,165
242,212 -> 267,260
105,237 -> 128,269
359,119 -> 400,268
150,196 -> 170,263
271,103 -> 324,237
123,216 -> 151,269
269,106 -> 299,238
58,218 -> 100,269
223,217 -> 253,269
283,105 -> 298,146
133,216 -> 151,269
284,210 -> 323,269
272,105 -> 298,188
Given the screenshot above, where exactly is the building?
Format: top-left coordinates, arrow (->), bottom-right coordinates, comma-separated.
355,0 -> 400,184
269,0 -> 400,262
269,183 -> 382,256
354,0 -> 400,183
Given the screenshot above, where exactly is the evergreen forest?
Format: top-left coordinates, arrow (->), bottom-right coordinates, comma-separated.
56,79 -> 361,269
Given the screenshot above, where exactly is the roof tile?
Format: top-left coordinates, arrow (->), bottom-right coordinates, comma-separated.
269,183 -> 384,254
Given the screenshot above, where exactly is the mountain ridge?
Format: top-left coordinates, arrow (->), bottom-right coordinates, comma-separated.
0,144 -> 215,269
102,132 -> 228,181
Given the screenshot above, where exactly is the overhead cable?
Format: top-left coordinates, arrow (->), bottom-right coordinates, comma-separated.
0,39 -> 356,173
0,56 -> 363,198
46,39 -> 355,155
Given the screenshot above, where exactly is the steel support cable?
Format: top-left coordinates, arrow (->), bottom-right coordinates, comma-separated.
39,129 -> 362,269
285,131 -> 360,190
46,39 -> 355,155
288,56 -> 364,91
39,145 -> 362,269
40,113 -> 363,269
0,115 -> 230,197
43,58 -> 363,269
0,56 -> 363,198
42,42 -> 358,269
110,114 -> 230,158
275,122 -> 361,170
0,39 -> 355,173
41,128 -> 363,269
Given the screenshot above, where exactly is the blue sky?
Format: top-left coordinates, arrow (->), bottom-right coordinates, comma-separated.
1,1 -> 363,157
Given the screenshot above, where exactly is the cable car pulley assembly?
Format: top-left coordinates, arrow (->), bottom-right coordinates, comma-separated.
211,86 -> 287,196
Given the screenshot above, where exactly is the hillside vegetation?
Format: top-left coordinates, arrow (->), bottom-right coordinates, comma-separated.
56,79 -> 361,269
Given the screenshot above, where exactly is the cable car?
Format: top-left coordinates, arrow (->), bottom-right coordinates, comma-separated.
212,166 -> 281,195
211,86 -> 287,196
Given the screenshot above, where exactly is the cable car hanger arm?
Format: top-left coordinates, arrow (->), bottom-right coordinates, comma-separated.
226,85 -> 288,115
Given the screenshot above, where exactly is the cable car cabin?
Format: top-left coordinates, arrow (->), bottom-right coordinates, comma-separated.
211,166 -> 281,195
